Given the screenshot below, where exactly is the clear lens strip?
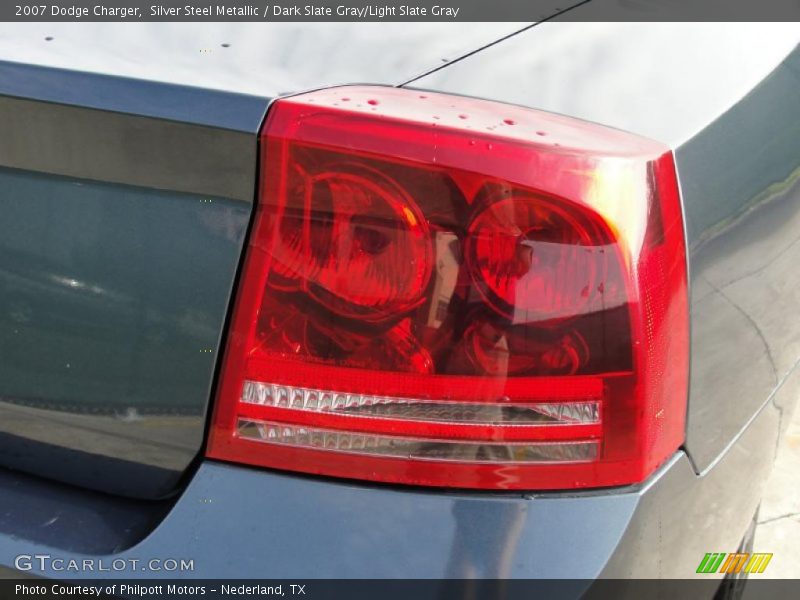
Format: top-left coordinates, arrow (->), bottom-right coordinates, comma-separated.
241,380 -> 600,426
237,419 -> 600,464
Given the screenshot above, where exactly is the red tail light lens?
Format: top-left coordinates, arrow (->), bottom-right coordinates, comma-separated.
270,163 -> 432,321
207,86 -> 689,490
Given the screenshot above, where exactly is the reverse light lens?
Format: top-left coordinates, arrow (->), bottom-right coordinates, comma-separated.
241,381 -> 601,426
207,86 -> 689,490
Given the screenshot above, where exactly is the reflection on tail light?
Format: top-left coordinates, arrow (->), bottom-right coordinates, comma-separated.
207,86 -> 689,490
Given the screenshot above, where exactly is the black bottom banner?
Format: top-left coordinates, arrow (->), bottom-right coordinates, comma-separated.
2,579 -> 799,600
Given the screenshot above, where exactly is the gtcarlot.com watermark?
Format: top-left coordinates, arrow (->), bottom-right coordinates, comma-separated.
14,554 -> 194,573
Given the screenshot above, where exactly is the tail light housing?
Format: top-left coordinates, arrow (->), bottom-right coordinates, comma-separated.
207,86 -> 688,490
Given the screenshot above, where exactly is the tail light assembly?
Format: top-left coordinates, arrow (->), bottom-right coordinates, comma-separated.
207,86 -> 689,490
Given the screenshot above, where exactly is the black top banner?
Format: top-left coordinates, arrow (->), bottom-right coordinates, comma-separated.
3,0 -> 800,22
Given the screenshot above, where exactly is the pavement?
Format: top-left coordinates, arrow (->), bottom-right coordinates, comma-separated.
750,402 -> 800,578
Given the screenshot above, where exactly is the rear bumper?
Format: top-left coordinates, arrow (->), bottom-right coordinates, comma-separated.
0,393 -> 776,580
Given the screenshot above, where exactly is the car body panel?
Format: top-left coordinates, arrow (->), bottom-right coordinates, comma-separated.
408,20 -> 799,147
0,22 -> 532,97
0,64 -> 262,498
0,61 -> 265,199
0,167 -> 251,498
0,464 -> 169,556
677,49 -> 800,469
